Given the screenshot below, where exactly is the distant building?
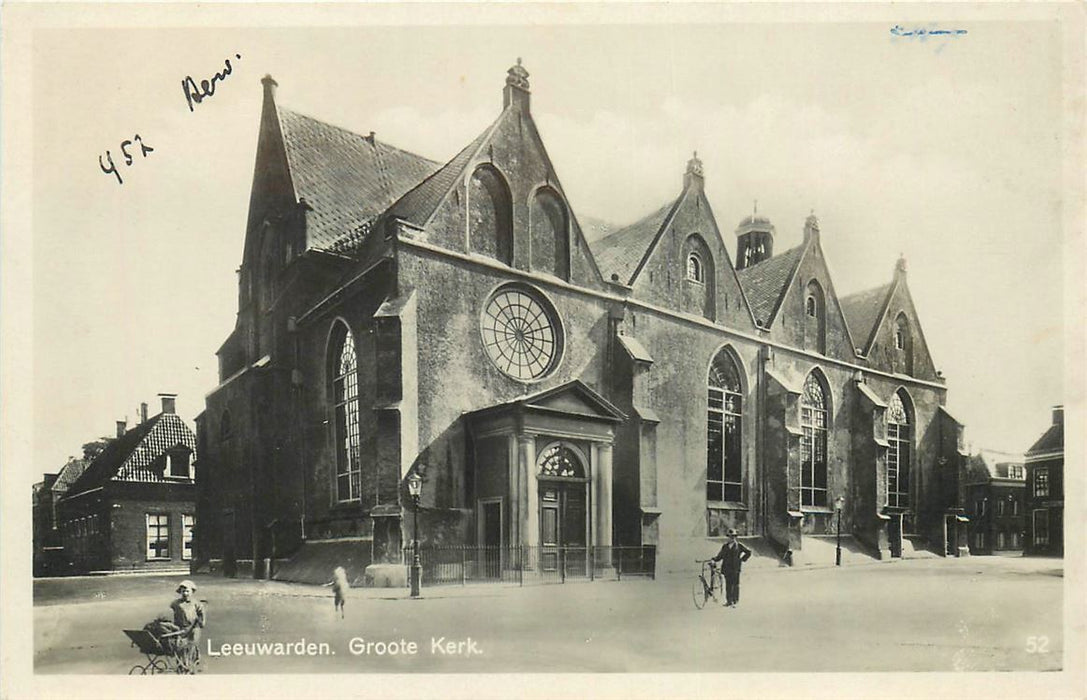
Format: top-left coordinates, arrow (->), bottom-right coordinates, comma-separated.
57,395 -> 198,573
33,456 -> 90,575
1024,406 -> 1063,556
961,450 -> 1026,554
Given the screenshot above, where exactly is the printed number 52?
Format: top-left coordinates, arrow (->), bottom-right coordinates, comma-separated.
1026,636 -> 1049,653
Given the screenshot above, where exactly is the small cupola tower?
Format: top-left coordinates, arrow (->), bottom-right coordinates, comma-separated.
735,202 -> 775,270
503,58 -> 531,112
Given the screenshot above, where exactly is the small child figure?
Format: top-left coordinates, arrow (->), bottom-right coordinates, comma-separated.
325,566 -> 350,619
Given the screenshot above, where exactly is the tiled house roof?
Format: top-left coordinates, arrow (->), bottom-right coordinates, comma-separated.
1027,422 -> 1063,456
589,201 -> 678,284
51,457 -> 89,495
276,107 -> 442,251
839,283 -> 894,352
734,244 -> 805,326
65,414 -> 198,496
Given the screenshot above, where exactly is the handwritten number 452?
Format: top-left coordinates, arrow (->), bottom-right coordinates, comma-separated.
99,135 -> 154,185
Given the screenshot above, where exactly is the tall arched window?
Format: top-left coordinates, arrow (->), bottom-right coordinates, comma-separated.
331,322 -> 361,503
684,234 -> 715,321
707,350 -> 743,502
530,188 -> 569,280
887,390 -> 912,508
801,371 -> 829,507
469,165 -> 513,265
805,280 -> 826,354
894,313 -> 914,375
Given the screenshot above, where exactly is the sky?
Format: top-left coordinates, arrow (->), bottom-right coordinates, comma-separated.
23,12 -> 1076,476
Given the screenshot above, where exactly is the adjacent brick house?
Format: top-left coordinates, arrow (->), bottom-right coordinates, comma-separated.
962,450 -> 1026,554
57,395 -> 198,573
1024,407 -> 1063,556
33,456 -> 92,575
197,62 -> 967,582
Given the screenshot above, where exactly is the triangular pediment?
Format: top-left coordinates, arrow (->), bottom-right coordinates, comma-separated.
522,380 -> 626,422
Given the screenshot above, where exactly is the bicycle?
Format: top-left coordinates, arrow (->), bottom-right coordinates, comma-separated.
692,559 -> 723,609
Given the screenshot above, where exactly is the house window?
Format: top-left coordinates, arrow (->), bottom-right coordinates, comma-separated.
1033,510 -> 1049,545
1012,500 -> 1020,516
1034,468 -> 1049,498
146,514 -> 170,560
687,253 -> 704,283
974,532 -> 985,550
168,450 -> 192,479
331,322 -> 361,502
1008,465 -> 1023,480
707,350 -> 743,503
182,514 -> 195,561
886,390 -> 911,508
997,531 -> 1006,549
996,500 -> 1005,516
800,372 -> 829,508
976,500 -> 986,516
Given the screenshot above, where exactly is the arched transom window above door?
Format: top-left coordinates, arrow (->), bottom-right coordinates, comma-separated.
537,443 -> 586,478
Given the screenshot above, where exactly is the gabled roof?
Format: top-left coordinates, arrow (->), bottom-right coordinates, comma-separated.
839,282 -> 894,352
1027,421 -> 1063,456
734,244 -> 806,327
65,414 -> 198,496
589,200 -> 679,285
468,379 -> 627,423
383,125 -> 496,230
275,107 -> 442,251
52,457 -> 89,495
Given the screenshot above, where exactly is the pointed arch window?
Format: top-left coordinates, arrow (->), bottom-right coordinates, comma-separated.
469,165 -> 513,265
707,350 -> 743,502
530,189 -> 570,280
887,390 -> 911,508
801,372 -> 828,507
331,322 -> 361,502
805,281 -> 826,354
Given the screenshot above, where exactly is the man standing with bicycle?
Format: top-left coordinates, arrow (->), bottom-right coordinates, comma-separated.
712,528 -> 752,607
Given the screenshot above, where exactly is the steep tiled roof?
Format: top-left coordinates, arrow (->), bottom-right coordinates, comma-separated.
276,107 -> 441,251
589,200 -> 678,284
578,215 -> 617,243
974,449 -> 1025,479
734,244 -> 805,326
1027,421 -> 1063,455
65,414 -> 198,496
52,458 -> 88,495
839,283 -> 894,351
384,126 -> 494,230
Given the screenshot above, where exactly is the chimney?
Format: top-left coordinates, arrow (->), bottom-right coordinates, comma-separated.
140,402 -> 148,423
683,151 -> 704,192
159,393 -> 177,415
116,420 -> 126,438
503,58 -> 531,112
1052,405 -> 1063,425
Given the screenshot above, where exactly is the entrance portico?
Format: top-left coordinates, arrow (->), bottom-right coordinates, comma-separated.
466,381 -> 625,555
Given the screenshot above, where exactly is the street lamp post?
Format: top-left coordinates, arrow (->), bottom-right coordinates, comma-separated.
407,473 -> 422,599
834,495 -> 845,566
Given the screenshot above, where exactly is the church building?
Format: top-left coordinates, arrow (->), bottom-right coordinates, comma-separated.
195,61 -> 969,579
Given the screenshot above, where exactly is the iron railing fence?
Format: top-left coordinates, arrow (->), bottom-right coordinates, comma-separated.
400,545 -> 656,587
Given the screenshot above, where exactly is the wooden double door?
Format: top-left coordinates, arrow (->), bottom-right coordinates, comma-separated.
539,480 -> 588,574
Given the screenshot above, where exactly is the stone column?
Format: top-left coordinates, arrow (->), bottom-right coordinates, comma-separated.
518,435 -> 537,549
506,435 -> 519,548
594,442 -> 613,547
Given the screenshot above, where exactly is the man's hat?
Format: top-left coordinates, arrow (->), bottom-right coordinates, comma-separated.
176,579 -> 197,594
727,528 -> 738,537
